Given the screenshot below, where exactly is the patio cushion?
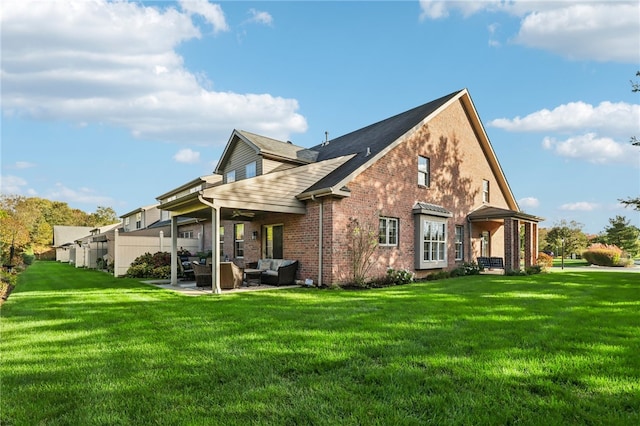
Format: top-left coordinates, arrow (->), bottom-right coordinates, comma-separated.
258,259 -> 272,270
262,270 -> 278,277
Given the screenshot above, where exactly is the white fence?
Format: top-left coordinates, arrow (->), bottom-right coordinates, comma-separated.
112,231 -> 200,277
62,229 -> 201,277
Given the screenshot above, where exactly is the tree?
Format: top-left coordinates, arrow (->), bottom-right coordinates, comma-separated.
347,217 -> 379,286
544,220 -> 589,257
603,215 -> 640,256
0,194 -> 119,264
619,71 -> 640,210
88,206 -> 119,227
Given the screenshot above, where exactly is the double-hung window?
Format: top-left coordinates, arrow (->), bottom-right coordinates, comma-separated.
455,225 -> 464,261
379,217 -> 398,246
246,162 -> 256,178
418,156 -> 430,187
234,224 -> 244,258
482,179 -> 490,203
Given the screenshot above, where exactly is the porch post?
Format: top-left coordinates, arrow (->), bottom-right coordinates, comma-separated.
171,215 -> 178,286
503,218 -> 521,271
211,206 -> 221,294
523,222 -> 533,268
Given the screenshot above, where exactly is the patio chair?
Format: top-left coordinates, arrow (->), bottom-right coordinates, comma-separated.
178,259 -> 194,280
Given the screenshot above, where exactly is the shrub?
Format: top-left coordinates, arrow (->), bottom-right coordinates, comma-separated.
126,252 -> 172,278
536,252 -> 553,269
525,265 -> 543,275
385,268 -> 414,285
582,244 -> 631,267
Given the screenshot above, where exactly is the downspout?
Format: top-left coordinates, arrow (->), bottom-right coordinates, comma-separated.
198,194 -> 222,294
318,197 -> 323,287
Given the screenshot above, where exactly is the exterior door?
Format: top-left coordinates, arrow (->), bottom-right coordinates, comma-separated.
264,224 -> 284,259
481,231 -> 490,257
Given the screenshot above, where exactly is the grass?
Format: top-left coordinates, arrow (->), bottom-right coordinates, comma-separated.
1,262 -> 639,425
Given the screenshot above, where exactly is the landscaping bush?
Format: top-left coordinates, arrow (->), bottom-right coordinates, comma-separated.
126,252 -> 172,278
536,252 -> 553,269
384,268 -> 414,285
582,243 -> 632,267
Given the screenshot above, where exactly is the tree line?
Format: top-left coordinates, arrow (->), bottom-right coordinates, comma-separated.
540,216 -> 640,259
0,195 -> 119,266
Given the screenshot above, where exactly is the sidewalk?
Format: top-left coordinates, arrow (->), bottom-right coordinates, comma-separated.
550,264 -> 640,273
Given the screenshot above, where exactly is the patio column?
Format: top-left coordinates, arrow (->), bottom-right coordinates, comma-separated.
171,215 -> 178,286
523,222 -> 534,268
503,218 -> 520,271
211,206 -> 221,294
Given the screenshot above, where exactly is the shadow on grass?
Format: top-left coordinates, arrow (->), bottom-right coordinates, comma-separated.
2,262 -> 639,424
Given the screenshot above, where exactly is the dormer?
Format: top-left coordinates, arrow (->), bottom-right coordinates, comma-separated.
215,130 -> 318,183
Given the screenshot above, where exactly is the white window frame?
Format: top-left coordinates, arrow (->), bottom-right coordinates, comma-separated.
246,161 -> 257,178
418,156 -> 430,187
227,170 -> 236,183
415,215 -> 448,269
482,179 -> 490,203
234,223 -> 244,258
379,217 -> 399,247
179,230 -> 194,239
455,225 -> 464,261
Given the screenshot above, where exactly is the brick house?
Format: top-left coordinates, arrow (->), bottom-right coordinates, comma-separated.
158,89 -> 542,292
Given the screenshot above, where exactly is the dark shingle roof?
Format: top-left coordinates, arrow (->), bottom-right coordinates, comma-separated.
302,90 -> 462,194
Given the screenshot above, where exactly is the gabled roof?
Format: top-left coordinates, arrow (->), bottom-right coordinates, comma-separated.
299,90 -> 461,197
120,203 -> 159,219
214,130 -> 318,174
297,89 -> 519,211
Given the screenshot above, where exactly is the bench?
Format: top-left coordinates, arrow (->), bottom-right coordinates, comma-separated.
477,257 -> 504,269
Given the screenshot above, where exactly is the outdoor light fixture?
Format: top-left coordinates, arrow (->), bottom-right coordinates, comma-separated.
252,231 -> 259,240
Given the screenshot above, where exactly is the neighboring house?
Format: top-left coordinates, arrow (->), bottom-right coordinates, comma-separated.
157,89 -> 542,292
120,204 -> 164,232
53,225 -> 94,262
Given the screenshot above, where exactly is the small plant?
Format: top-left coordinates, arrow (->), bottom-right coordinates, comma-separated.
385,268 -> 414,285
525,265 -> 543,275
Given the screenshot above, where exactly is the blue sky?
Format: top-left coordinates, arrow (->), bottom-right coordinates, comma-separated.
2,0 -> 639,234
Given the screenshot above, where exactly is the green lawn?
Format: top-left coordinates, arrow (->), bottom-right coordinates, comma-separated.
1,262 -> 639,425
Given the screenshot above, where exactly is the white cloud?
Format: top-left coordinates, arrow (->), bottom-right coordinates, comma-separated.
173,148 -> 201,164
47,183 -> 113,205
559,202 -> 599,211
490,101 -> 640,138
515,3 -> 639,63
14,161 -> 36,169
418,1 -> 640,63
0,175 -> 28,194
1,0 -> 307,145
518,197 -> 539,208
178,0 -> 229,33
542,133 -> 640,166
247,8 -> 273,26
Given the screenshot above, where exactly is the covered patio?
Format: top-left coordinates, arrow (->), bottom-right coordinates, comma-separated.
468,205 -> 543,272
156,155 -> 351,293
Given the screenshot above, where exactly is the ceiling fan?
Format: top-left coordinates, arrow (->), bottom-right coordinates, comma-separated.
231,209 -> 255,219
